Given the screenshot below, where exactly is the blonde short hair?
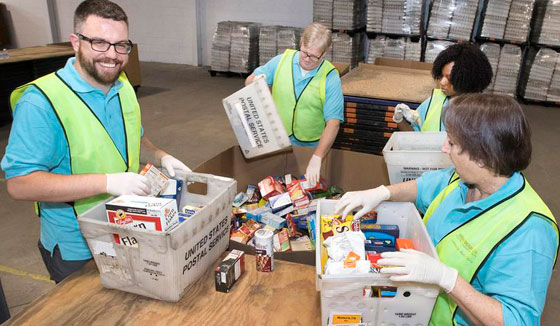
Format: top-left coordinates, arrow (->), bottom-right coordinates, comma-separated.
300,23 -> 332,53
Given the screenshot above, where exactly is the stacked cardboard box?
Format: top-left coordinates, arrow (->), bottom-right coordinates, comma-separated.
480,0 -> 512,39
427,0 -> 479,41
479,42 -> 501,93
229,22 -> 260,74
522,48 -> 559,101
258,26 -> 301,66
211,21 -> 234,72
277,27 -> 301,55
259,25 -> 279,66
493,44 -> 522,97
333,0 -> 366,30
503,0 -> 535,42
332,32 -> 363,68
366,36 -> 421,64
533,0 -> 560,46
548,60 -> 560,102
366,0 -> 383,32
313,0 -> 334,29
423,40 -> 454,63
367,0 -> 422,35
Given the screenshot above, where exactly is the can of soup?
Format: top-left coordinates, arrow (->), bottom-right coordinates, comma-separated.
254,229 -> 274,272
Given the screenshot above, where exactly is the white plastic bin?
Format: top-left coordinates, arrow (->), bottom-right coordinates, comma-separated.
222,77 -> 291,159
78,171 -> 236,301
382,131 -> 452,184
316,199 -> 440,326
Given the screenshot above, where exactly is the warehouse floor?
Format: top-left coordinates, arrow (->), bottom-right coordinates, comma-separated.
0,62 -> 559,324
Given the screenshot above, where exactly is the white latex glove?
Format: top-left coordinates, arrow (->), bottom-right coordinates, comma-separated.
392,104 -> 405,123
161,154 -> 191,178
378,249 -> 458,293
334,185 -> 390,219
305,154 -> 322,186
106,172 -> 150,196
254,74 -> 266,83
394,103 -> 420,125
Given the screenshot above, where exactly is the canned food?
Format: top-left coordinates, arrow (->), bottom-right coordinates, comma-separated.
254,229 -> 274,272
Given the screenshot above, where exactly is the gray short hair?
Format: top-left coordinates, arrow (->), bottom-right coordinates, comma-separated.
300,23 -> 332,54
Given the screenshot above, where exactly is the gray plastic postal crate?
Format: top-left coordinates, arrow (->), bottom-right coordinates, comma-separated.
383,131 -> 452,184
78,171 -> 236,301
222,77 -> 291,159
316,199 -> 439,326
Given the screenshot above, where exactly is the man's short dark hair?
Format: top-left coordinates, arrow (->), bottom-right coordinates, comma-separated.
432,43 -> 493,94
74,0 -> 128,33
444,94 -> 532,177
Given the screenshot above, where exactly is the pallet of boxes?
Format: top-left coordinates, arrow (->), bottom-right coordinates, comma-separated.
334,58 -> 435,155
78,163 -> 236,301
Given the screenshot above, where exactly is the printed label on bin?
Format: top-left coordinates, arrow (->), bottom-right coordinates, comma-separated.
91,239 -> 117,257
234,101 -> 258,148
222,77 -> 290,158
396,166 -> 445,183
182,216 -> 230,274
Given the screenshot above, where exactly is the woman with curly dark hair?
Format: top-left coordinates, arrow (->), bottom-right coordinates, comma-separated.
393,43 -> 493,132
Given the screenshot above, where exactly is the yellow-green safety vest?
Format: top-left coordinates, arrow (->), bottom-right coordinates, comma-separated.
272,49 -> 336,142
423,171 -> 559,325
10,72 -> 141,216
421,89 -> 448,132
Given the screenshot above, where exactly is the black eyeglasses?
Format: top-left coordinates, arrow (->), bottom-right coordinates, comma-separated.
77,33 -> 133,54
300,49 -> 323,62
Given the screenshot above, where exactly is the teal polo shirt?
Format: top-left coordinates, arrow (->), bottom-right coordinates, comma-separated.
416,167 -> 558,325
253,52 -> 344,147
1,57 -> 137,260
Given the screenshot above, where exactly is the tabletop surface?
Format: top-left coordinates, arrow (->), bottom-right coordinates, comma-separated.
6,253 -> 321,326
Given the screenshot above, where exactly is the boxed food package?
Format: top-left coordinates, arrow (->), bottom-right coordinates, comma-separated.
215,250 -> 246,293
106,195 -> 179,246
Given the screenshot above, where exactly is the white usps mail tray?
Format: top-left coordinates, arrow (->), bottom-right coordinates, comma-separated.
222,77 -> 291,159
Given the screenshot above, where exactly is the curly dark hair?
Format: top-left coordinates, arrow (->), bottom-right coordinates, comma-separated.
432,43 -> 493,94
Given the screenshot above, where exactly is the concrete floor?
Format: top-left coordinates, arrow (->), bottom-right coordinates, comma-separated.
0,62 -> 559,324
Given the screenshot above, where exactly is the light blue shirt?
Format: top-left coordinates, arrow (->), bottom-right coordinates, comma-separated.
1,57 -> 140,260
416,168 -> 558,325
253,52 -> 344,147
412,95 -> 449,132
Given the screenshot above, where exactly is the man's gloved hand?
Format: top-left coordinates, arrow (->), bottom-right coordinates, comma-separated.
106,172 -> 150,196
334,185 -> 391,219
161,154 -> 191,178
378,249 -> 459,293
393,103 -> 420,125
305,154 -> 322,186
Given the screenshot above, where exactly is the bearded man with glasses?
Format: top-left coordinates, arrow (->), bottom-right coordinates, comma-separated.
2,0 -> 190,283
246,23 -> 344,187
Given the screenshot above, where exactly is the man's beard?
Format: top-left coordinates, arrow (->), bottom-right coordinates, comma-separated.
77,48 -> 124,86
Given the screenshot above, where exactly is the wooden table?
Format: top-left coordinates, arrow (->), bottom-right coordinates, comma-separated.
6,254 -> 321,326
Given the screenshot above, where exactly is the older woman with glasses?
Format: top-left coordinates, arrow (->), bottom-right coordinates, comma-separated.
335,94 -> 558,325
245,23 -> 344,186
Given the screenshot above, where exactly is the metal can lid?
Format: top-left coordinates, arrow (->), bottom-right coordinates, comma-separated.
254,229 -> 274,239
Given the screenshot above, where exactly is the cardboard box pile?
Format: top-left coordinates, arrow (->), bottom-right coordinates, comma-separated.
534,0 -> 560,46
366,36 -> 421,64
493,44 -> 522,97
